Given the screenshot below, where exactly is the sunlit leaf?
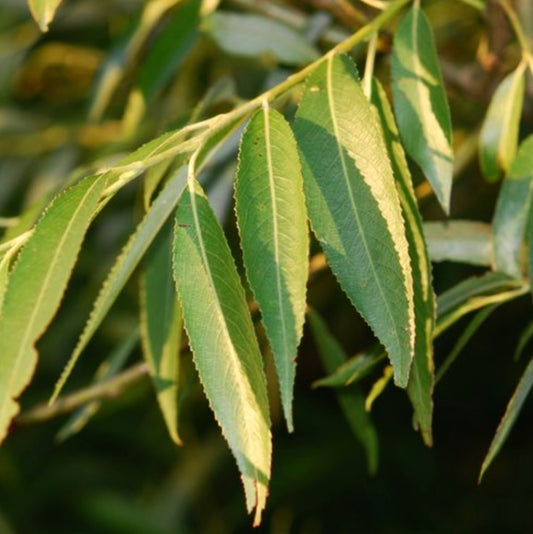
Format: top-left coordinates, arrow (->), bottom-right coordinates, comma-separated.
307,309 -> 378,475
372,78 -> 435,446
479,63 -> 526,182
27,0 -> 64,32
493,135 -> 533,276
365,365 -> 393,412
51,168 -> 187,403
204,12 -> 319,66
140,223 -> 182,445
391,5 -> 453,213
235,106 -> 308,432
173,180 -> 271,525
0,175 -> 106,443
294,54 -> 415,387
423,220 -> 493,266
479,357 -> 533,481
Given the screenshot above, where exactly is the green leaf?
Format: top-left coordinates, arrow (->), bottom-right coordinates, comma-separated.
140,223 -> 182,445
173,180 -> 271,525
27,0 -> 63,32
57,330 -> 139,442
479,357 -> 533,482
493,135 -> 533,276
371,78 -> 435,446
293,54 -> 415,387
423,220 -> 493,266
307,309 -> 379,475
514,320 -> 533,361
204,12 -> 319,66
0,174 -> 106,444
391,6 -> 453,213
235,106 -> 308,432
51,168 -> 187,403
479,63 -> 526,182
313,346 -> 386,388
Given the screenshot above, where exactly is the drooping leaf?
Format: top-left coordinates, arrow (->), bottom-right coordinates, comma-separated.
423,220 -> 493,266
371,78 -> 435,446
313,345 -> 386,388
436,305 -> 497,383
391,5 -> 453,213
140,222 -> 182,445
514,320 -> 533,361
204,12 -> 319,66
479,63 -> 526,182
293,54 -> 415,387
173,180 -> 271,525
479,357 -> 533,482
51,167 -> 187,403
235,106 -> 308,432
57,329 -> 139,442
307,309 -> 378,475
27,0 -> 63,32
493,135 -> 533,276
0,174 -> 106,444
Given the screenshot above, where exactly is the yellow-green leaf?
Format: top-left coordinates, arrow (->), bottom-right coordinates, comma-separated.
173,180 -> 271,525
479,64 -> 526,182
235,106 -> 308,432
0,174 -> 106,444
140,223 -> 182,445
391,6 -> 453,213
293,54 -> 415,387
27,0 -> 64,32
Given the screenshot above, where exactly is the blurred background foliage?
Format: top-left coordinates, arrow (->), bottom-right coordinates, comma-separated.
0,0 -> 532,532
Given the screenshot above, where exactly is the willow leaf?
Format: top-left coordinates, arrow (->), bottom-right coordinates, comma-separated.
0,175 -> 106,444
479,357 -> 533,481
391,6 -> 453,213
51,168 -> 187,403
372,79 -> 435,446
28,0 -> 63,32
173,180 -> 271,525
204,12 -> 319,66
140,223 -> 182,445
235,106 -> 308,432
307,309 -> 378,475
423,220 -> 493,267
493,135 -> 533,276
293,54 -> 415,387
479,64 -> 526,182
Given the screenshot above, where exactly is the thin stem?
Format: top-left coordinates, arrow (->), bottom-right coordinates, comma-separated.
15,363 -> 149,425
0,217 -> 19,228
362,31 -> 378,99
499,0 -> 533,60
0,230 -> 34,255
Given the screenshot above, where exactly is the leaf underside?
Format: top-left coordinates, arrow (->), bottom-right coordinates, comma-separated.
293,54 -> 415,387
173,180 -> 271,526
0,174 -> 106,443
235,106 -> 308,432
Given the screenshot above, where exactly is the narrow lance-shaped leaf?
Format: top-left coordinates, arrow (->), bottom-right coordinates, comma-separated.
235,105 -> 308,432
28,0 -> 64,32
307,309 -> 378,475
51,168 -> 187,402
391,5 -> 453,213
493,135 -> 533,276
204,12 -> 319,66
173,180 -> 271,526
371,78 -> 435,446
423,220 -> 493,267
140,222 -> 182,445
293,54 -> 415,387
0,175 -> 106,444
479,357 -> 533,482
479,63 -> 526,182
